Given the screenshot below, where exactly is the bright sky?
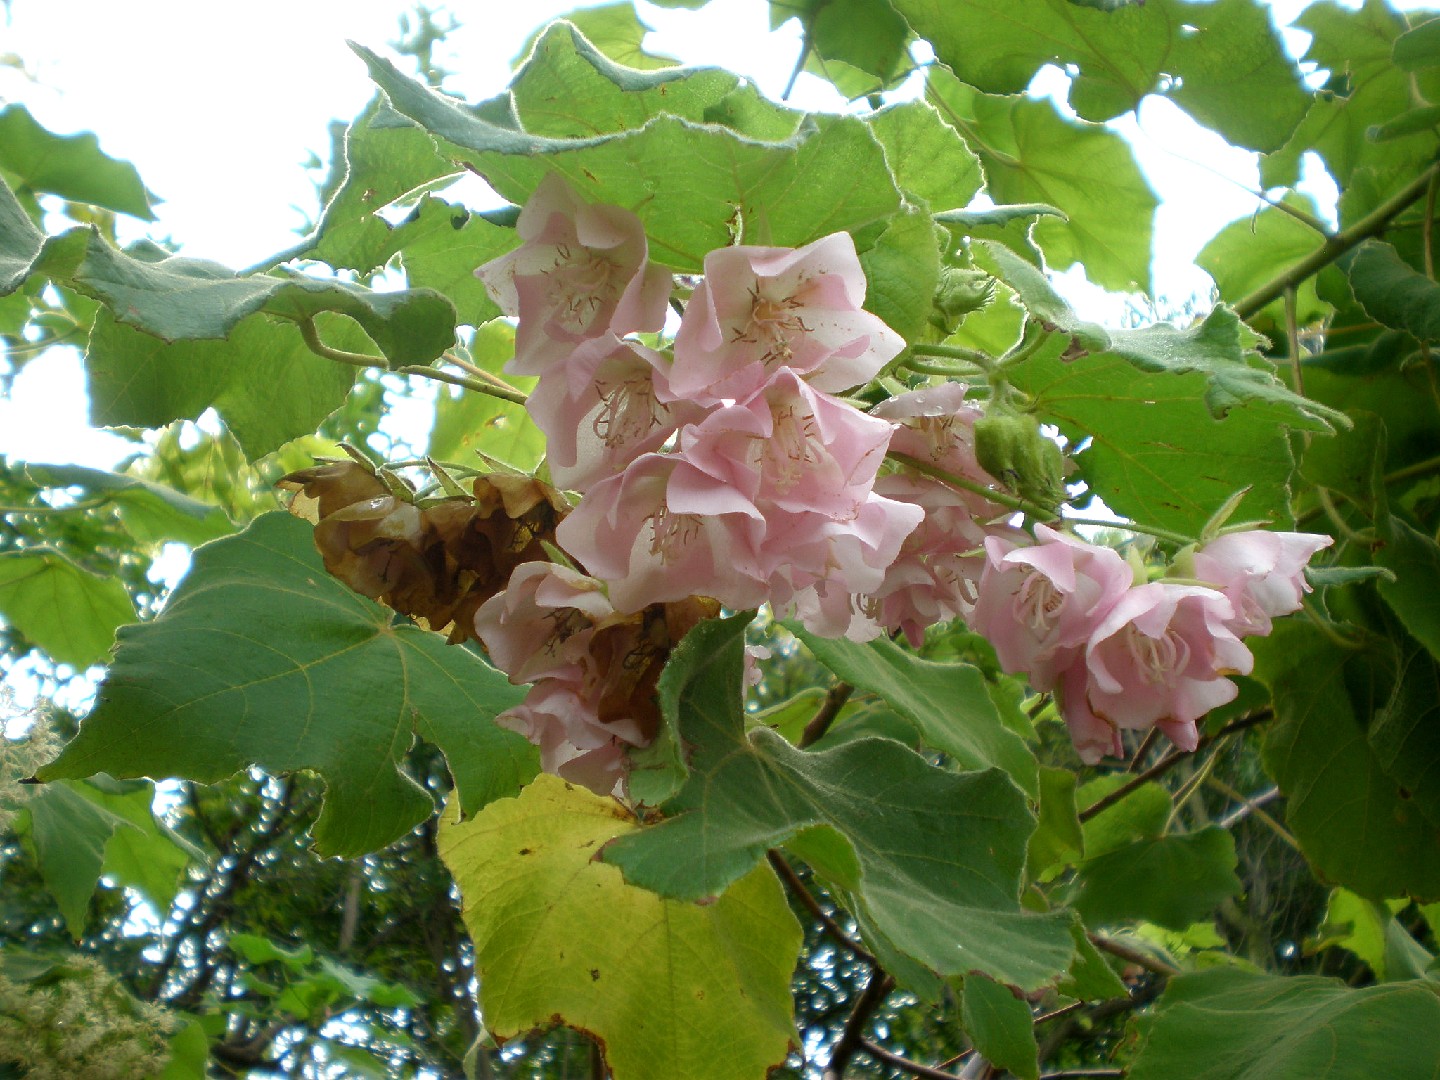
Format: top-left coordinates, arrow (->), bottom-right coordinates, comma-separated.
0,0 -> 1413,470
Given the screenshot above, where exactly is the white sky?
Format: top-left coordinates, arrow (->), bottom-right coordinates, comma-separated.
0,0 -> 1419,471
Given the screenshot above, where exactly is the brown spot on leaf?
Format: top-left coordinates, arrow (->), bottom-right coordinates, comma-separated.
590,968 -> 601,981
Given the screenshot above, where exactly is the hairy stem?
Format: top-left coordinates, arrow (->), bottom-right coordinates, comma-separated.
766,850 -> 876,966
1235,162 -> 1440,319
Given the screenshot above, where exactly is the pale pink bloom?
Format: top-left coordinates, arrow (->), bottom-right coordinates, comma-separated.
762,496 -> 925,639
665,232 -> 903,404
865,472 -> 1002,646
527,335 -> 701,492
555,452 -> 769,614
1082,582 -> 1254,744
873,383 -> 1000,508
1056,660 -> 1126,765
495,678 -> 642,797
1193,530 -> 1332,637
475,173 -> 671,375
473,561 -> 614,685
969,524 -> 1134,692
678,368 -> 895,519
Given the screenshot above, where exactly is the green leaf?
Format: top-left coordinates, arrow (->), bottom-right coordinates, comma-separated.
521,6 -> 682,71
1346,239 -> 1440,343
1072,828 -> 1242,931
19,781 -> 134,935
21,463 -> 233,547
927,75 -> 1155,292
353,43 -> 903,271
1254,620 -> 1440,899
1317,889 -> 1434,982
439,774 -> 801,1080
795,629 -> 1038,796
29,226 -> 456,363
1377,517 -> 1440,661
84,311 -> 359,459
0,104 -> 156,219
156,1019 -> 210,1080
82,776 -> 202,915
0,174 -> 44,294
855,209 -> 942,346
510,22 -> 735,137
985,240 -> 1344,431
1077,775 -> 1172,858
604,617 -> 1075,990
38,513 -> 538,857
1057,920 -> 1128,1001
776,0 -> 913,89
1006,337 -> 1299,537
1027,765 -> 1084,881
0,549 -> 135,668
962,973 -> 1039,1080
1197,195 -> 1332,331
1394,16 -> 1440,70
1263,1 -> 1432,188
229,932 -> 316,969
1129,969 -> 1440,1080
390,197 -> 517,328
1368,642 -> 1440,833
899,0 -> 1307,149
867,100 -> 982,212
311,98 -> 458,273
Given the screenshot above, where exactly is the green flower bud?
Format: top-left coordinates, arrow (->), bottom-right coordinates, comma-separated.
974,411 -> 1067,512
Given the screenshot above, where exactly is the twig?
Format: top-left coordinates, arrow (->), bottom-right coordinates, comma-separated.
1034,1000 -> 1087,1026
1040,1071 -> 1125,1079
822,971 -> 895,1080
1425,169 -> 1437,281
1126,728 -> 1161,773
1078,711 -> 1274,824
857,1040 -> 963,1079
1087,933 -> 1180,977
799,681 -> 854,748
766,851 -> 876,965
396,364 -> 529,404
1235,162 -> 1440,318
1208,777 -> 1296,848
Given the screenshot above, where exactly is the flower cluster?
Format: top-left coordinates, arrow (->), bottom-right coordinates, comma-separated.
470,176 -> 1043,790
404,173 -> 1334,791
971,526 -> 1331,762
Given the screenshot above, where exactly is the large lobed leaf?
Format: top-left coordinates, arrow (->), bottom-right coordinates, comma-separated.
1129,968 -> 1440,1080
0,549 -> 135,669
438,774 -> 800,1080
39,512 -> 538,857
604,617 -> 1075,991
0,103 -> 157,219
352,42 -> 903,272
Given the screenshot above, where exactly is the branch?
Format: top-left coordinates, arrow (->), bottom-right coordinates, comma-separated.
766,851 -> 876,965
858,1040 -> 964,1079
1077,710 -> 1274,824
799,681 -> 855,748
1087,933 -> 1180,977
822,971 -> 895,1080
1235,162 -> 1440,318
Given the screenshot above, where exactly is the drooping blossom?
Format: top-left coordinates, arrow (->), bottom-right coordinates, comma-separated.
665,232 -> 903,404
1193,530 -> 1333,637
526,335 -> 702,492
677,367 -> 895,519
873,382 -> 995,497
556,452 -> 770,614
969,524 -> 1134,692
473,561 -> 615,685
474,173 -> 671,375
868,472 -> 1021,646
495,680 -> 638,797
1064,582 -> 1254,760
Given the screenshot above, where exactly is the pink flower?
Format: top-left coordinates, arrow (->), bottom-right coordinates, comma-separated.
873,383 -> 1002,512
473,561 -> 615,685
555,453 -> 769,614
526,336 -> 701,492
1079,582 -> 1254,752
665,232 -> 903,404
1056,661 -> 1125,765
969,524 -> 1133,692
495,679 -> 639,797
1193,530 -> 1332,637
678,368 -> 895,519
865,472 -> 1008,646
475,174 -> 671,375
